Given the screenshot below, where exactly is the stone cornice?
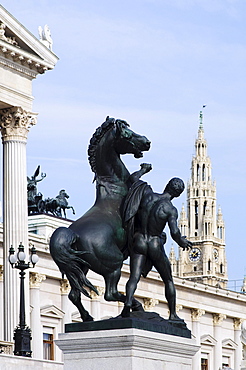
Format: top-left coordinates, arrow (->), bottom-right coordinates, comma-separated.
0,40 -> 51,76
0,106 -> 37,141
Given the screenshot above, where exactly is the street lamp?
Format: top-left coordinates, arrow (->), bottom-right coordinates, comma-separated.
9,243 -> 39,357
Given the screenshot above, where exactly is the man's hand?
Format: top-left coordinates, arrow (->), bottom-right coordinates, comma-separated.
140,163 -> 152,174
180,236 -> 193,251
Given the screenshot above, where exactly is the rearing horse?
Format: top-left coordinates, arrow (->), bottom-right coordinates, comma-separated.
50,117 -> 151,321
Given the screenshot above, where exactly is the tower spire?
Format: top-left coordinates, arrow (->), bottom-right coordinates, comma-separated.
199,110 -> 203,129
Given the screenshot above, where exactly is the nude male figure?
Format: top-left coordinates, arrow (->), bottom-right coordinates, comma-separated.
121,177 -> 192,320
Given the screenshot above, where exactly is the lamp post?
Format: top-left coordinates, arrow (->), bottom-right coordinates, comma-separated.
9,243 -> 39,357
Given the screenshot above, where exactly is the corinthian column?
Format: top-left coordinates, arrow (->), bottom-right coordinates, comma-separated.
191,308 -> 205,370
213,313 -> 226,370
0,106 -> 37,342
30,272 -> 46,358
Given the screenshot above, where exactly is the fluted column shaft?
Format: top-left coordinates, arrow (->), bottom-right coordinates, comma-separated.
0,107 -> 36,342
213,313 -> 226,370
30,272 -> 46,359
234,318 -> 243,370
60,279 -> 71,327
191,308 -> 204,370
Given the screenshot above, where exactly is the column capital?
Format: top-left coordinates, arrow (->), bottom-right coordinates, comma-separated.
60,279 -> 70,295
233,317 -> 243,330
143,298 -> 159,311
29,272 -> 46,288
0,106 -> 37,142
90,286 -> 105,299
191,308 -> 205,321
213,313 -> 226,326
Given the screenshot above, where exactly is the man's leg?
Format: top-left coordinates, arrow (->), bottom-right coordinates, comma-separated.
121,252 -> 146,317
149,240 -> 181,320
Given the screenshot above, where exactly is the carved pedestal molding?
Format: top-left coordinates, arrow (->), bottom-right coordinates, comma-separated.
0,106 -> 36,341
191,308 -> 205,370
143,298 -> 159,311
30,272 -> 46,359
213,313 -> 226,370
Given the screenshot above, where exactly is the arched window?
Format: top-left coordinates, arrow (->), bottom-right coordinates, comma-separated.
202,164 -> 205,181
197,164 -> 200,181
195,201 -> 198,229
205,222 -> 208,235
203,201 -> 207,215
220,263 -> 223,274
208,259 -> 211,271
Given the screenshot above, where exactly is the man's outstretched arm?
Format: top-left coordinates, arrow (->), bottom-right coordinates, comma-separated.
168,214 -> 193,251
129,163 -> 152,184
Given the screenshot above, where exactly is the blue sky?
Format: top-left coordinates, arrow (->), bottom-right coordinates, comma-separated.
2,1 -> 246,283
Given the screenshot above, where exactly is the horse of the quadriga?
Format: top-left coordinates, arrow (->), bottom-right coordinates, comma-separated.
50,117 -> 151,321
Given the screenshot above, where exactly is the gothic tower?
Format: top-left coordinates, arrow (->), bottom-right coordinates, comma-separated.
176,111 -> 227,288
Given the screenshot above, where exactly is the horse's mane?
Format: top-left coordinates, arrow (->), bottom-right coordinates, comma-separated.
88,116 -> 116,174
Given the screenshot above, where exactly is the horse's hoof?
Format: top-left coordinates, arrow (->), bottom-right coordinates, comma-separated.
132,302 -> 144,312
121,306 -> 131,318
83,314 -> 94,322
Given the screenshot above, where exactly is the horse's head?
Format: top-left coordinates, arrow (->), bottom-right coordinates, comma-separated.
114,119 -> 151,158
59,189 -> 69,198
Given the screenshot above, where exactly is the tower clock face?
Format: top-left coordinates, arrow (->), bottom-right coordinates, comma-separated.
189,247 -> 201,262
213,248 -> 219,262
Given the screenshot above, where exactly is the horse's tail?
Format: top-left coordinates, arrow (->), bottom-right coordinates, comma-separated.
49,227 -> 98,298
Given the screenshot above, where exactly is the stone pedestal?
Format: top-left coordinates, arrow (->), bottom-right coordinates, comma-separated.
56,327 -> 199,370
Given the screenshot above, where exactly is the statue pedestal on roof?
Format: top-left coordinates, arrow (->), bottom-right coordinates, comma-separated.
56,315 -> 199,370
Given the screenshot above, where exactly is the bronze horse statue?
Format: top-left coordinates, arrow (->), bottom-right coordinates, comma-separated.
45,190 -> 75,218
50,117 -> 151,321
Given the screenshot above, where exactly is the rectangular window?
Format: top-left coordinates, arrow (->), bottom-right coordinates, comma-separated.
201,358 -> 208,370
43,333 -> 54,360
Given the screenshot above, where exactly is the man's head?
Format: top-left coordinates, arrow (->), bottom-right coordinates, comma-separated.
164,177 -> 185,198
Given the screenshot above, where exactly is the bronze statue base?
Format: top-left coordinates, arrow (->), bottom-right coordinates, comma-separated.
65,311 -> 191,339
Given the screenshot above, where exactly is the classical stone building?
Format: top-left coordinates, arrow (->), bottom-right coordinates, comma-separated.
0,5 -> 245,370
